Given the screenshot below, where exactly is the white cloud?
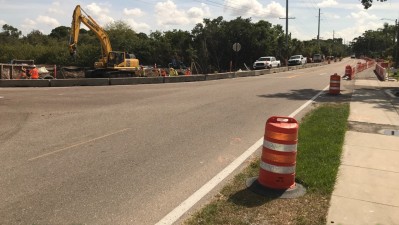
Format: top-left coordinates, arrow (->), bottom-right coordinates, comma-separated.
47,1 -> 64,15
86,3 -> 114,26
36,15 -> 60,27
337,21 -> 381,42
336,10 -> 380,41
155,0 -> 210,26
123,8 -> 145,17
20,15 -> 59,34
124,18 -> 150,32
0,19 -> 6,26
349,10 -> 378,23
187,4 -> 211,24
325,13 -> 340,19
155,0 -> 189,25
317,0 -> 338,8
21,18 -> 36,33
263,1 -> 285,18
224,0 -> 284,19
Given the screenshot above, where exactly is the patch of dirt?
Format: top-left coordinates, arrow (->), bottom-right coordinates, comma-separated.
59,67 -> 85,79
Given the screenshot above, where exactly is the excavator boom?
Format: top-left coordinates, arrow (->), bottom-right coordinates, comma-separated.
69,5 -> 139,77
69,5 -> 112,67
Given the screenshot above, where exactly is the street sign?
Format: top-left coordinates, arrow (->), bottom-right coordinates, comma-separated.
233,42 -> 241,52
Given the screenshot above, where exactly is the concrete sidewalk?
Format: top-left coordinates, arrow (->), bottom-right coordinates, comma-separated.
327,70 -> 399,225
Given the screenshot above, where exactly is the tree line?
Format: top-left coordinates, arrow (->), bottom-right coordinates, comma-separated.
1,17 -> 349,73
351,22 -> 398,64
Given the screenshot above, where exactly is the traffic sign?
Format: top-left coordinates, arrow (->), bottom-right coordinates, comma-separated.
233,43 -> 241,52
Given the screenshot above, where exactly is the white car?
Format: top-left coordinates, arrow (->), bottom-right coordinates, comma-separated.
253,56 -> 280,69
288,55 -> 307,66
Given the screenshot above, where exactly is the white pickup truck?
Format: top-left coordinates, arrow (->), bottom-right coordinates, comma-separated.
253,56 -> 280,69
288,55 -> 307,66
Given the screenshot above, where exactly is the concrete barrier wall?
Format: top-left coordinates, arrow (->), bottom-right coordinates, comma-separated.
254,69 -> 271,76
0,79 -> 50,87
235,71 -> 255,77
50,78 -> 109,87
109,77 -> 164,85
164,75 -> 206,83
375,63 -> 387,81
205,73 -> 235,80
0,62 -> 328,88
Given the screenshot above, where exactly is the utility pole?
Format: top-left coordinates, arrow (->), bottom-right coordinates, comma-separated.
279,0 -> 295,66
317,8 -> 321,46
396,19 -> 398,68
286,0 -> 288,59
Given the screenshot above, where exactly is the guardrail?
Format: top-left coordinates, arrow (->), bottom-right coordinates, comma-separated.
0,62 -> 326,88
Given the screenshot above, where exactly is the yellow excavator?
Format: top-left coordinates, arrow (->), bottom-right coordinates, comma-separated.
69,5 -> 139,78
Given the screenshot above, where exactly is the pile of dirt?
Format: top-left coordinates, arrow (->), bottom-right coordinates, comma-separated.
59,67 -> 85,79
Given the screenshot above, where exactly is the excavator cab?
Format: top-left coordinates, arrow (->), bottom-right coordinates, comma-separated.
107,51 -> 125,67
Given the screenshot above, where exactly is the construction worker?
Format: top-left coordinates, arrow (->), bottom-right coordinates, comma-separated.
139,66 -> 146,77
18,68 -> 27,79
29,65 -> 39,79
185,68 -> 191,76
161,69 -> 167,77
169,68 -> 176,76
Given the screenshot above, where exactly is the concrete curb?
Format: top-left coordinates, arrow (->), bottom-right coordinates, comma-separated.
0,79 -> 50,87
109,77 -> 164,85
50,78 -> 109,87
164,75 -> 206,83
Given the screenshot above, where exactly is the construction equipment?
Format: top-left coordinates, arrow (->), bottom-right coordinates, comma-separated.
69,5 -> 139,78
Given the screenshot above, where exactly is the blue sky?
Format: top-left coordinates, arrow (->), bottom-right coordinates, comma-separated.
1,0 -> 398,42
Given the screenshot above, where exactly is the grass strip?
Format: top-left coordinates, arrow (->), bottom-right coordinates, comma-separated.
184,103 -> 350,225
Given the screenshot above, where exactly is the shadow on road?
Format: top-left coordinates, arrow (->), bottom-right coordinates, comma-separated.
257,86 -> 354,104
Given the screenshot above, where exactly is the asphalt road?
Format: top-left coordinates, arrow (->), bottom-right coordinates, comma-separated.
0,58 -> 357,224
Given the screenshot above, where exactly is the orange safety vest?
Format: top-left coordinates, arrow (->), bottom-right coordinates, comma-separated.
30,68 -> 39,79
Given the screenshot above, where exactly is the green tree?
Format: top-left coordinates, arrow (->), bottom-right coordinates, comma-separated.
49,26 -> 71,40
0,24 -> 22,44
24,30 -> 49,45
361,0 -> 387,9
105,20 -> 139,53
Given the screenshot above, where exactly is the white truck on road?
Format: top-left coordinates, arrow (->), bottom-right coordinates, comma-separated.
253,56 -> 280,69
288,55 -> 307,66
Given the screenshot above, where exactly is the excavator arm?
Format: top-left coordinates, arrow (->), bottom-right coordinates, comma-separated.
69,5 -> 112,66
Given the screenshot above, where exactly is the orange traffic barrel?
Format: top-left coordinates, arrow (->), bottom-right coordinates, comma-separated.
258,116 -> 298,189
329,73 -> 341,95
345,65 -> 352,79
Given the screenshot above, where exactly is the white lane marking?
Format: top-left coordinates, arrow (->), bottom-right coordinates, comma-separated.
289,85 -> 329,117
385,90 -> 396,98
0,96 -> 4,99
155,85 -> 330,225
320,73 -> 327,76
28,128 -> 131,161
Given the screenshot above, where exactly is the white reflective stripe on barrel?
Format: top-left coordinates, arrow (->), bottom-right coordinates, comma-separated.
330,81 -> 340,83
260,161 -> 296,174
329,87 -> 340,90
263,140 -> 297,152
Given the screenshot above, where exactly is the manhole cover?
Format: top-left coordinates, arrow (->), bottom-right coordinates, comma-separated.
382,129 -> 399,136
